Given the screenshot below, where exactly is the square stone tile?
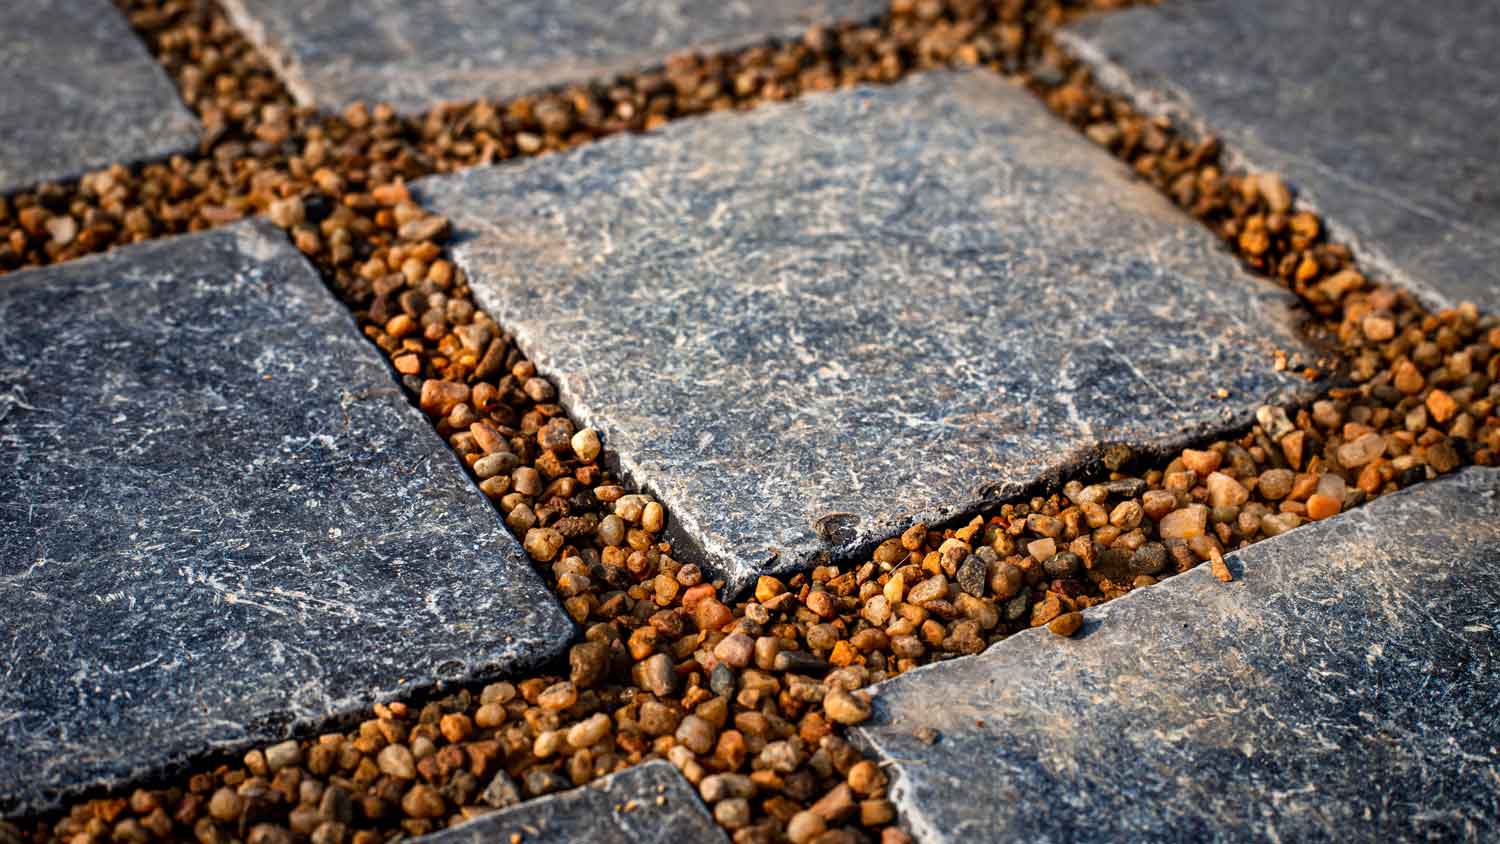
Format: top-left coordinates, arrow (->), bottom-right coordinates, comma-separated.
853,468 -> 1500,843
221,0 -> 887,113
0,0 -> 200,194
1063,0 -> 1500,312
0,222 -> 572,815
417,70 -> 1326,593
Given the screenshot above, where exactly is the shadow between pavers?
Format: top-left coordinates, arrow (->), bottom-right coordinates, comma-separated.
851,466 -> 1500,843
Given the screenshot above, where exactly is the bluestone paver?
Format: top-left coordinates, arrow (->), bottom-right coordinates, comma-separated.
220,0 -> 887,113
1063,0 -> 1500,312
418,70 -> 1326,594
0,221 -> 572,815
0,0 -> 200,195
414,762 -> 728,844
853,467 -> 1500,844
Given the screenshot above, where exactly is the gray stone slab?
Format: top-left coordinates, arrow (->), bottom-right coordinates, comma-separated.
417,70 -> 1326,595
1062,0 -> 1500,313
416,762 -> 728,844
0,221 -> 573,816
852,467 -> 1500,844
220,0 -> 887,114
0,0 -> 200,195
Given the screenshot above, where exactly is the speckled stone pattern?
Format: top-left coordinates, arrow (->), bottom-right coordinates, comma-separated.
0,222 -> 573,816
415,762 -> 728,844
852,467 -> 1500,844
1062,0 -> 1500,313
219,0 -> 887,113
417,70 -> 1325,595
0,0 -> 200,195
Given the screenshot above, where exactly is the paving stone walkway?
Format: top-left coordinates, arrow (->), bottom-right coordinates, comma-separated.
0,0 -> 200,194
420,69 -> 1324,594
0,222 -> 570,815
1,0 -> 1497,840
853,467 -> 1500,843
1063,0 -> 1500,312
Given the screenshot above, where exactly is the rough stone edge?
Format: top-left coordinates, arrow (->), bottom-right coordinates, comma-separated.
0,220 -> 576,819
847,465 -> 1500,844
411,761 -> 729,844
217,0 -> 320,109
0,13 -> 201,197
1055,20 -> 1456,314
218,0 -> 887,114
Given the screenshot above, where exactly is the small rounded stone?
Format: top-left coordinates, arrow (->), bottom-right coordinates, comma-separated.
1048,612 -> 1084,637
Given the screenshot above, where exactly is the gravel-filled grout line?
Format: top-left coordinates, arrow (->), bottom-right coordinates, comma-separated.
4,1 -> 1498,844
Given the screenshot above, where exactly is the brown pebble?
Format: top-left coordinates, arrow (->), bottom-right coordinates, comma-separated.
1047,612 -> 1083,637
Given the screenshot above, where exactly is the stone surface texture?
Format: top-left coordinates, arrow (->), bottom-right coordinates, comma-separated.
419,70 -> 1325,594
853,468 -> 1500,844
0,0 -> 200,195
1063,0 -> 1500,312
220,0 -> 887,113
415,762 -> 728,844
0,222 -> 572,815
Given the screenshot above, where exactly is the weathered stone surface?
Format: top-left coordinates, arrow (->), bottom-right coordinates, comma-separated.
853,468 -> 1500,843
415,762 -> 728,844
221,0 -> 886,113
0,0 -> 200,194
0,222 -> 572,815
418,70 -> 1324,594
1063,0 -> 1500,312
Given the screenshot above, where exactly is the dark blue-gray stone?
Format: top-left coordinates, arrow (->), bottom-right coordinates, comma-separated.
415,762 -> 728,844
852,467 -> 1500,843
220,0 -> 887,113
1062,0 -> 1500,312
417,70 -> 1325,595
0,222 -> 572,816
0,0 -> 200,194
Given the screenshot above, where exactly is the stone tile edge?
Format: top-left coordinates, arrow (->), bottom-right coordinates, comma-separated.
1055,18 -> 1454,315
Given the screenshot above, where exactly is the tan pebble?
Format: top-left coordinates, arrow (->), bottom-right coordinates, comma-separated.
523,527 -> 564,561
567,713 -> 612,748
1337,432 -> 1386,468
1361,312 -> 1396,341
1047,611 -> 1083,637
571,427 -> 601,461
1306,494 -> 1342,520
1158,505 -> 1208,540
400,784 -> 445,819
1426,389 -> 1459,424
823,687 -> 872,725
376,744 -> 416,779
1180,448 -> 1221,475
1209,548 -> 1233,582
641,501 -> 664,533
537,681 -> 577,711
1026,537 -> 1056,562
1205,472 -> 1249,509
267,197 -> 305,229
208,788 -> 243,822
786,810 -> 826,844
847,760 -> 887,795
